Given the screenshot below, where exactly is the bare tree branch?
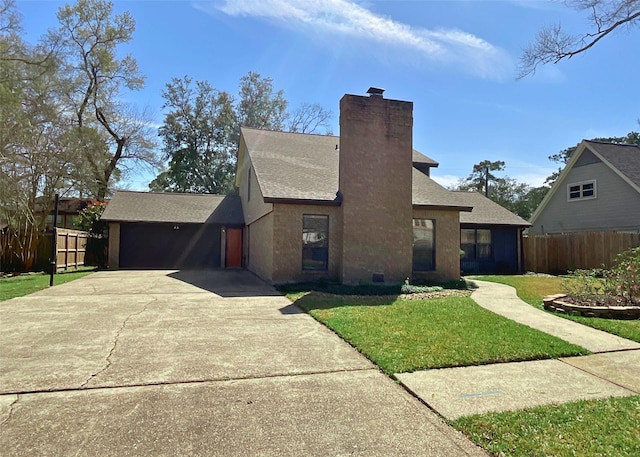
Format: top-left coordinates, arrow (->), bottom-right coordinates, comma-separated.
518,0 -> 640,78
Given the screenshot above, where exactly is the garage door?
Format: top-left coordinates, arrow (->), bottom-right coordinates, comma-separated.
120,223 -> 221,269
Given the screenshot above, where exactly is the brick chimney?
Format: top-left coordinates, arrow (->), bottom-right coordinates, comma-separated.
338,88 -> 413,283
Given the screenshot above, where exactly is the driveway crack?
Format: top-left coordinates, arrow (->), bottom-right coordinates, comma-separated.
1,394 -> 20,427
80,298 -> 157,388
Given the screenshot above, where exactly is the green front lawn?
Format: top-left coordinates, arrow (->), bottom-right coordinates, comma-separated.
0,270 -> 94,301
288,283 -> 638,457
479,275 -> 640,342
291,291 -> 587,374
454,395 -> 640,457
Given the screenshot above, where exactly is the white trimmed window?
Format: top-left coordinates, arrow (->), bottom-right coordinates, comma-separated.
567,180 -> 596,201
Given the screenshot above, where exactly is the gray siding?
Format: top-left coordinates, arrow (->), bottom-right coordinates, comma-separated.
531,161 -> 640,233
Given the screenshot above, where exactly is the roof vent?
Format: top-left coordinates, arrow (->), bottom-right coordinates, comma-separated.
367,87 -> 384,97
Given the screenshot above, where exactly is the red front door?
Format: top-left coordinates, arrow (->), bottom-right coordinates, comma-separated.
225,228 -> 243,268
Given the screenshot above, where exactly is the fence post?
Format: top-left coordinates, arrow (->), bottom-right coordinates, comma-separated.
49,194 -> 59,287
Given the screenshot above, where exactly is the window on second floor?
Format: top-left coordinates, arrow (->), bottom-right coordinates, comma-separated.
567,180 -> 596,201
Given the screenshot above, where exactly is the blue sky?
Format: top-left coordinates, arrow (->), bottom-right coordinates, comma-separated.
17,0 -> 640,190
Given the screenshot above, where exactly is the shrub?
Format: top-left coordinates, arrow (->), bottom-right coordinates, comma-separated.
563,268 -> 608,301
73,201 -> 108,268
400,283 -> 444,294
606,246 -> 640,304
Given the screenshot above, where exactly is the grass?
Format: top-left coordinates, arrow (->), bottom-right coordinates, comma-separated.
478,275 -> 640,342
289,280 -> 637,456
290,291 -> 587,374
0,269 -> 95,301
453,395 -> 640,457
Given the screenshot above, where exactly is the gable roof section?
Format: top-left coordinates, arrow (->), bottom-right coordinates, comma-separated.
412,149 -> 438,167
585,140 -> 640,189
101,191 -> 244,225
242,128 -> 340,202
412,169 -> 472,211
530,140 -> 640,225
242,127 -> 448,206
453,191 -> 530,226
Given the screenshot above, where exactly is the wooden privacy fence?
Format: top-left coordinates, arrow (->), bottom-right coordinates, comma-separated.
54,228 -> 88,270
524,231 -> 640,274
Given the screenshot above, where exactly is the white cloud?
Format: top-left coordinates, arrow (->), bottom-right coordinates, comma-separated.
196,0 -> 512,79
431,174 -> 463,189
508,0 -> 564,11
511,170 -> 554,188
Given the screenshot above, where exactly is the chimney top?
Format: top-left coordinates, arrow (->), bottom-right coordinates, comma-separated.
367,87 -> 385,97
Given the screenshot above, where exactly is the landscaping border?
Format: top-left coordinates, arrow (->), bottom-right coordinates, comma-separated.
543,294 -> 640,320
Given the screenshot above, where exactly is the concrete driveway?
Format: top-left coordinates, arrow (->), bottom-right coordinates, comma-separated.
0,270 -> 486,456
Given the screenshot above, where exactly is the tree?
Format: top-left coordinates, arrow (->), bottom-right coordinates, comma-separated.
464,160 -> 506,197
48,0 -> 158,200
288,103 -> 333,135
0,1 -> 82,270
73,200 -> 108,267
237,71 -> 288,132
491,179 -> 548,220
457,160 -> 545,220
151,72 -> 334,194
519,0 -> 640,78
150,76 -> 237,194
1,0 -> 157,270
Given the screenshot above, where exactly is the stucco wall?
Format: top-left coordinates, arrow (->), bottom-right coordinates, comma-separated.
271,204 -> 343,283
412,208 -> 461,282
246,212 -> 274,282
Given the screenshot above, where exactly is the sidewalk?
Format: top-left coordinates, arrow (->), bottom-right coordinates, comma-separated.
396,280 -> 640,420
470,280 -> 640,353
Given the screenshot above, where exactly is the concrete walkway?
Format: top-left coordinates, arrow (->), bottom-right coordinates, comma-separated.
0,270 -> 487,456
471,280 -> 640,353
397,280 -> 640,420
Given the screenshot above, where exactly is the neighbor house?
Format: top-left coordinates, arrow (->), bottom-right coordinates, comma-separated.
529,140 -> 640,234
103,89 -> 527,283
35,197 -> 95,230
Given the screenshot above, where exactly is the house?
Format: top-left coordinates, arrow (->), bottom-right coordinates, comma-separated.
101,192 -> 244,269
236,89 -> 476,284
529,140 -> 640,234
103,89 -> 526,282
452,191 -> 530,274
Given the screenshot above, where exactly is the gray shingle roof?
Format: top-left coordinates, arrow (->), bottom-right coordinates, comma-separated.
412,169 -> 473,210
412,149 -> 438,167
242,128 -> 340,201
453,191 -> 531,226
101,191 -> 244,225
585,140 -> 640,189
242,128 -> 447,205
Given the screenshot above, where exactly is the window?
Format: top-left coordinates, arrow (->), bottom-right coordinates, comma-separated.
302,215 -> 328,271
567,180 -> 596,201
413,219 -> 435,271
461,228 -> 492,261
